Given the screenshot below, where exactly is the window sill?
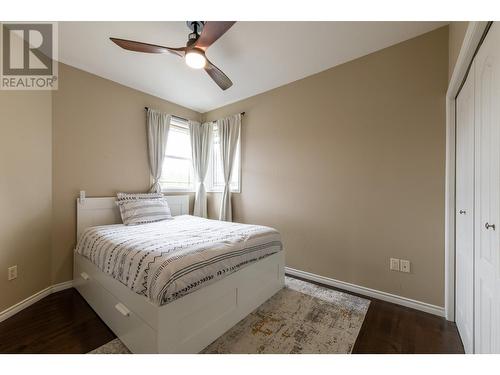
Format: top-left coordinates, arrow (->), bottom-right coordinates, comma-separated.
161,189 -> 196,194
207,190 -> 241,194
161,190 -> 241,194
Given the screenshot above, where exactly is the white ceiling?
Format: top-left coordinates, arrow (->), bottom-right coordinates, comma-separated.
58,21 -> 447,113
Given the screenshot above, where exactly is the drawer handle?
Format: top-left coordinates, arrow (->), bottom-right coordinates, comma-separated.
485,222 -> 496,230
115,303 -> 130,317
80,272 -> 90,281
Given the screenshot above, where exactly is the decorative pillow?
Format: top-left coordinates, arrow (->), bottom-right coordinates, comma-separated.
116,192 -> 164,201
116,193 -> 172,225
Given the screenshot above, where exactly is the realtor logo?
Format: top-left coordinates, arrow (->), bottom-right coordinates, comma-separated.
1,22 -> 58,90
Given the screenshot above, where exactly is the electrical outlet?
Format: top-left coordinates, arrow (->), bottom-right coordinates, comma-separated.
390,258 -> 400,271
8,265 -> 17,281
400,259 -> 411,273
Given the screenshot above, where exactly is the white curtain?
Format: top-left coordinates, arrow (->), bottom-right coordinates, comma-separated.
146,108 -> 171,193
217,113 -> 241,221
189,120 -> 213,218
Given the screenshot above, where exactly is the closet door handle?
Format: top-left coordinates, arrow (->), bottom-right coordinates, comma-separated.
485,222 -> 496,230
459,210 -> 467,214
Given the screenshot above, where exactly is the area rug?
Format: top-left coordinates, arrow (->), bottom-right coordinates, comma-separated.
88,276 -> 369,354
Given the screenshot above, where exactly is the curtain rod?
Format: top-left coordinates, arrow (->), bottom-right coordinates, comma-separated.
144,107 -> 245,121
144,107 -> 188,122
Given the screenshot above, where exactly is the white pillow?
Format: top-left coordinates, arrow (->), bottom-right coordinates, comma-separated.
116,192 -> 172,225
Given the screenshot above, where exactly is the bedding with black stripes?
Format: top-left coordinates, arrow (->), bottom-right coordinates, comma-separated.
75,215 -> 282,305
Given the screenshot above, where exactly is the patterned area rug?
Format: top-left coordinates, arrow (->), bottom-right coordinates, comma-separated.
88,276 -> 369,354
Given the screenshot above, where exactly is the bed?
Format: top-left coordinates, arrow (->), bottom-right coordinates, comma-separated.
73,195 -> 285,353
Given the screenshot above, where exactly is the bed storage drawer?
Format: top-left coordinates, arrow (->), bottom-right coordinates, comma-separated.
74,259 -> 157,353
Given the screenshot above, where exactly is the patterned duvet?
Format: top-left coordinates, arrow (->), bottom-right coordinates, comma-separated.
75,215 -> 283,306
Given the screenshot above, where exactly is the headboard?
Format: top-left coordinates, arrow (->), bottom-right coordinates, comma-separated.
76,195 -> 190,239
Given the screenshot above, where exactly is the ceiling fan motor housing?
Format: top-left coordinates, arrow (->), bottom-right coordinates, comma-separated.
186,22 -> 205,47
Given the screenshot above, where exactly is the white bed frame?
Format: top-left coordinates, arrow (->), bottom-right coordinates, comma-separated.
73,195 -> 285,353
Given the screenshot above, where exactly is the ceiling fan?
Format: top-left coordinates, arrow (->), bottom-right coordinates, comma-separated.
110,21 -> 236,90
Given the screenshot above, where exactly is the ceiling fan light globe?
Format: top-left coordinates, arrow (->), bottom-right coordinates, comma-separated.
185,50 -> 206,69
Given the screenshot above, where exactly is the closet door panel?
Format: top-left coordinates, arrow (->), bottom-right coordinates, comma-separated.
455,62 -> 475,354
474,21 -> 500,354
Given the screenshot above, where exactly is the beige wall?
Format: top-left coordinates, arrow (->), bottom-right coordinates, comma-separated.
51,64 -> 200,284
0,91 -> 52,312
449,22 -> 469,80
204,26 -> 448,306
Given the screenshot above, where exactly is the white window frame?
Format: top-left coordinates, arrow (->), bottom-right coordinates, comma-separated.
158,118 -> 242,194
206,122 -> 241,193
159,117 -> 196,193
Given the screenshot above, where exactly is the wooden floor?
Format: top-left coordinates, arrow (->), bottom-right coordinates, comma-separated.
353,296 -> 464,353
0,277 -> 464,354
0,289 -> 114,354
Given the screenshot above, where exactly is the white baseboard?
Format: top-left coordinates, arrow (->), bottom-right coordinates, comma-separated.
0,280 -> 73,323
285,267 -> 445,317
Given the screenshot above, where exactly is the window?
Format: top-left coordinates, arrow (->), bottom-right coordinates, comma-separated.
159,119 -> 241,193
206,123 -> 241,192
159,118 -> 195,191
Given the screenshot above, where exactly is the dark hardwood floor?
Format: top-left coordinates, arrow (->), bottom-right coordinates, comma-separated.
0,289 -> 115,354
353,296 -> 464,354
0,278 -> 464,354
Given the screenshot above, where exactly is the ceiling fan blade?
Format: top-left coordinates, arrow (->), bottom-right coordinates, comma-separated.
195,22 -> 236,50
110,38 -> 186,57
204,59 -> 233,90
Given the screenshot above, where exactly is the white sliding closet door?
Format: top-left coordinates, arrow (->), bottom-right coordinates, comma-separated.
455,63 -> 475,354
474,21 -> 500,354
